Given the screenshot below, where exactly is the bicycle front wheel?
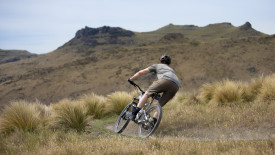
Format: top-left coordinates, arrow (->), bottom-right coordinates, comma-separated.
114,103 -> 132,133
138,104 -> 162,138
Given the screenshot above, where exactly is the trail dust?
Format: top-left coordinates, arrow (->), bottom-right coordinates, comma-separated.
105,122 -> 275,140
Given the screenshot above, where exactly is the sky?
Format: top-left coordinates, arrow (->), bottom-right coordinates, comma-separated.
0,0 -> 274,54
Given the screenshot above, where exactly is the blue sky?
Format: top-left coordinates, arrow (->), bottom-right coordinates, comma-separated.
0,0 -> 274,54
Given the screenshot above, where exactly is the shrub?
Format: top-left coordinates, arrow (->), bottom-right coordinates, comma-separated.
185,93 -> 201,105
106,91 -> 132,115
212,79 -> 244,105
32,100 -> 51,126
242,75 -> 264,102
49,99 -> 91,132
79,93 -> 107,119
197,83 -> 217,104
0,101 -> 41,133
257,74 -> 275,102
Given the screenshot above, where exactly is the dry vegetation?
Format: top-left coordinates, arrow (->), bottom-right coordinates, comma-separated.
0,74 -> 275,154
1,23 -> 274,108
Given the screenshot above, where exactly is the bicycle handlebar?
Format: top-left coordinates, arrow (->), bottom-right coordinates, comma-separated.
128,79 -> 145,94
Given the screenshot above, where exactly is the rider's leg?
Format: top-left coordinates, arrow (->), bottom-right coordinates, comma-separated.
153,103 -> 160,124
127,92 -> 150,120
137,92 -> 150,108
126,92 -> 148,120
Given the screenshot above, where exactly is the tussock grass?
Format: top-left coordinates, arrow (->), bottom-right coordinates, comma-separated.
212,79 -> 244,105
49,99 -> 91,132
106,91 -> 132,115
242,75 -> 264,102
1,74 -> 275,154
158,74 -> 275,137
79,93 -> 107,119
257,74 -> 275,102
159,96 -> 275,138
196,74 -> 275,105
32,100 -> 51,125
197,83 -> 217,104
0,101 -> 41,133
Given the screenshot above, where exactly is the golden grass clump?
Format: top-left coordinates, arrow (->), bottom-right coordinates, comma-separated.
197,83 -> 217,104
242,76 -> 264,102
211,79 -> 244,105
106,91 -> 132,115
49,99 -> 91,132
31,100 -> 51,125
79,93 -> 107,119
257,74 -> 275,102
0,101 -> 41,133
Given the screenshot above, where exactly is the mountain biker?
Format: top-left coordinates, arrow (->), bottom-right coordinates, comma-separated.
127,54 -> 180,123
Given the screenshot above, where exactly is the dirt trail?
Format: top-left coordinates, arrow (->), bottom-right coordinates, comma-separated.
106,122 -> 275,140
106,122 -> 140,137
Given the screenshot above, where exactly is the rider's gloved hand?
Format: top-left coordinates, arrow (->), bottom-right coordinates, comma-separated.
128,78 -> 135,85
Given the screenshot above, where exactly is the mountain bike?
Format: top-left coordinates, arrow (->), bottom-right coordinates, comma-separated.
114,81 -> 162,138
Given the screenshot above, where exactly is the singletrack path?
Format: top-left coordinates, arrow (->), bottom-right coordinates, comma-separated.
106,122 -> 275,140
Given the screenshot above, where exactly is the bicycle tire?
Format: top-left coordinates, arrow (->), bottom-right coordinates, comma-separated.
114,103 -> 132,133
138,104 -> 162,138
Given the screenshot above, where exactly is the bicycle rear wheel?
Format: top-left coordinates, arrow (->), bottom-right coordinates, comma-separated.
114,103 -> 132,133
138,104 -> 162,138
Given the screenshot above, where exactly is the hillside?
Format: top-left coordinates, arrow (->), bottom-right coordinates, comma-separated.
0,22 -> 274,108
0,49 -> 36,64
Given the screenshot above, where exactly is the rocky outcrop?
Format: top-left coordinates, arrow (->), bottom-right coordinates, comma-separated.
75,26 -> 135,39
66,26 -> 136,47
240,22 -> 252,30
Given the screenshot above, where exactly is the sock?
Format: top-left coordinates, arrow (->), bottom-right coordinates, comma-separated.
153,118 -> 157,124
132,107 -> 141,115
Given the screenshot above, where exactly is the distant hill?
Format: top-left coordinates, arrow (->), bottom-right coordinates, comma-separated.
0,22 -> 274,109
0,50 -> 36,64
144,22 -> 267,41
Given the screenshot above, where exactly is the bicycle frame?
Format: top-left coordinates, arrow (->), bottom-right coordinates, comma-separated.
129,81 -> 160,124
114,80 -> 163,137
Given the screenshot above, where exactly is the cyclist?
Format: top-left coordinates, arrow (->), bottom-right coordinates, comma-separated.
127,55 -> 180,123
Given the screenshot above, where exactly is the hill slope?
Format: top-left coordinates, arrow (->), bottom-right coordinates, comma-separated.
0,49 -> 36,64
0,22 -> 274,108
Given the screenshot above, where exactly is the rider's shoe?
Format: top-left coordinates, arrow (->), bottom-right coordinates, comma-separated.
153,118 -> 157,124
126,111 -> 136,121
148,117 -> 157,129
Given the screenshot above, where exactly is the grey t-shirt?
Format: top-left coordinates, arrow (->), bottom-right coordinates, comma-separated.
148,64 -> 180,87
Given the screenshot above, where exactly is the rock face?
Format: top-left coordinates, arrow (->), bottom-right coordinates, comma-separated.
240,22 -> 252,30
75,26 -> 135,39
69,26 -> 136,47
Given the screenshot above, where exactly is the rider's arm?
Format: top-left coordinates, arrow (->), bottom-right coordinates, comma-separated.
129,68 -> 150,81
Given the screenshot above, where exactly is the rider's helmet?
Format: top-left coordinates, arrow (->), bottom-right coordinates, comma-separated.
160,55 -> 171,65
